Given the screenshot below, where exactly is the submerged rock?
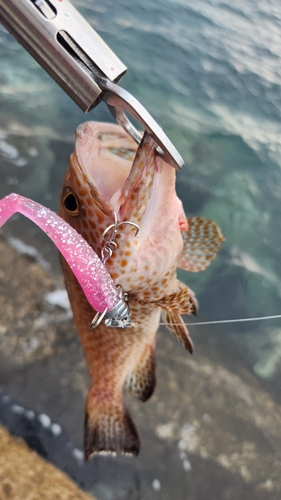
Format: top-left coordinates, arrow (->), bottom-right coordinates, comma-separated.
152,340 -> 281,491
0,237 -> 74,373
0,234 -> 281,499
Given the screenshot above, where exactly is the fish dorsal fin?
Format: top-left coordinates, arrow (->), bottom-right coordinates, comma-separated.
162,309 -> 194,353
178,216 -> 225,272
124,343 -> 156,402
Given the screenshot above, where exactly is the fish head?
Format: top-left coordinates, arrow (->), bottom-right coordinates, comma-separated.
60,122 -> 188,295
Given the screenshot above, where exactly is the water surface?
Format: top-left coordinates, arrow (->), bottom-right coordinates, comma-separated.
1,0 -> 281,498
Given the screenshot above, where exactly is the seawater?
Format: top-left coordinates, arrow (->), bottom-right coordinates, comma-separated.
1,0 -> 281,496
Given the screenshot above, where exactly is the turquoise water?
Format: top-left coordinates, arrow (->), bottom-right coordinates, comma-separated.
1,0 -> 281,497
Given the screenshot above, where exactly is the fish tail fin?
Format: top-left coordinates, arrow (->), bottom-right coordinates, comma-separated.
84,391 -> 140,459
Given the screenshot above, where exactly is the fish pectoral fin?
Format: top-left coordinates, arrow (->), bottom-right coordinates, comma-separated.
124,343 -> 156,402
85,393 -> 140,459
178,216 -> 225,272
162,308 -> 194,354
155,282 -> 197,315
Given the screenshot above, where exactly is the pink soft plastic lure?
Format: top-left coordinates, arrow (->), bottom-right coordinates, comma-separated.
0,193 -> 119,313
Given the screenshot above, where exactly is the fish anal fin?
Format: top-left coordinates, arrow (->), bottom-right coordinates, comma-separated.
85,395 -> 140,459
162,309 -> 194,354
124,343 -> 156,402
178,216 -> 225,272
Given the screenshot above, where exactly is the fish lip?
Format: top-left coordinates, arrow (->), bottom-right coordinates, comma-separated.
74,123 -> 176,239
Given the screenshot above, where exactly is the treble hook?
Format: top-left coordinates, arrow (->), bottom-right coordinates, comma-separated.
116,220 -> 139,236
100,215 -> 139,244
100,213 -> 139,264
100,212 -> 118,244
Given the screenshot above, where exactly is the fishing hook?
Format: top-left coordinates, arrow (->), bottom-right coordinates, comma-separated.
100,213 -> 139,264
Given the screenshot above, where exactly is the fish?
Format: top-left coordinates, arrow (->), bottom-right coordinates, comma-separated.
59,122 -> 224,458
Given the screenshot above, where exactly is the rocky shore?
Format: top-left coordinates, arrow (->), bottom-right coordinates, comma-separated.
0,235 -> 281,500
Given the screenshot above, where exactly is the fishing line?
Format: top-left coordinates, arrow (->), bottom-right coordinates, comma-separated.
155,314 -> 281,327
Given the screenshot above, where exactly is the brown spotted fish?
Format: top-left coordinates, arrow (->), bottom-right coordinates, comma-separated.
59,122 -> 224,458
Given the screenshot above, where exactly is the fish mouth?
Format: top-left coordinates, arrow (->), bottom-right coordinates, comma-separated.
74,122 -> 140,212
74,121 -> 179,237
74,122 -> 185,278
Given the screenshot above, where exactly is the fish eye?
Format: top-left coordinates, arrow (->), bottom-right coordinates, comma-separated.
62,190 -> 79,216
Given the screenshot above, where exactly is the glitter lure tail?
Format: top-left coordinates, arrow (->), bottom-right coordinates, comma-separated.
0,193 -> 121,313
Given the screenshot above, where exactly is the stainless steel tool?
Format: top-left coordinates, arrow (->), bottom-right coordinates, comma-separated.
0,0 -> 184,169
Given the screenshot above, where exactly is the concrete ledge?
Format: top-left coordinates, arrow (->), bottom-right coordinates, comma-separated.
0,424 -> 95,500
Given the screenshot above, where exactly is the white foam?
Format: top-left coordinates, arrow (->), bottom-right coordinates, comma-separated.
156,421 -> 175,439
11,404 -> 25,415
51,423 -> 62,436
14,157 -> 27,168
25,410 -> 35,420
38,413 -> 51,428
0,139 -> 19,159
25,337 -> 39,353
152,479 -> 161,491
28,147 -> 38,157
183,459 -> 192,472
203,413 -> 211,423
229,246 -> 280,289
44,289 -> 71,311
72,448 -> 84,465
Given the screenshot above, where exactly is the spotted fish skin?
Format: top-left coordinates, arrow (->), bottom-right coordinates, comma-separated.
59,122 -> 224,458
